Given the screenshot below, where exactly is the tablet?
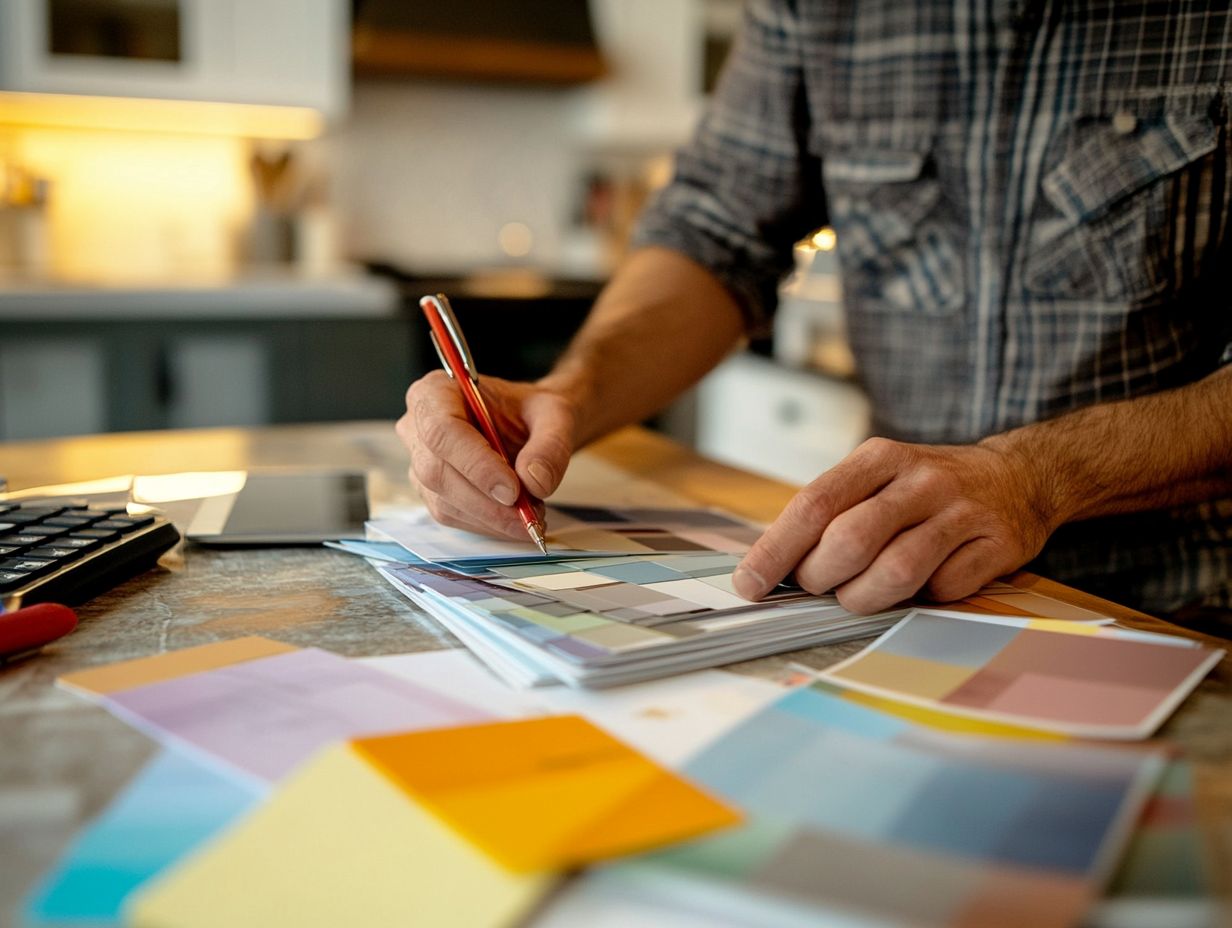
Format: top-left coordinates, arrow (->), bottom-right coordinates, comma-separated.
185,471 -> 369,544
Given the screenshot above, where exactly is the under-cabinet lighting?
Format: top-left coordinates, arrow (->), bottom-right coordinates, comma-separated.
0,91 -> 322,140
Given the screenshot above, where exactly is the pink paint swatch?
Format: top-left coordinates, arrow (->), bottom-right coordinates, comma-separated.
103,648 -> 492,784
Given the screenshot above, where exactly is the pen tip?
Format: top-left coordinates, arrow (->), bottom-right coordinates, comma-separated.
529,524 -> 549,556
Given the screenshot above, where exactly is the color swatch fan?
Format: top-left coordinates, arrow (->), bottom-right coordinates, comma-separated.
819,610 -> 1223,739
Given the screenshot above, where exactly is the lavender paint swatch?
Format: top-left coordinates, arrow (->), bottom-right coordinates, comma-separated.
102,648 -> 490,783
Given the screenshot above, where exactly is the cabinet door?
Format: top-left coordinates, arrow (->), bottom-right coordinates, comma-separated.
0,0 -> 345,117
0,338 -> 106,439
164,335 -> 271,429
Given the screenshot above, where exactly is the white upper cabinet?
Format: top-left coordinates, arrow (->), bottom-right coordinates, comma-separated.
0,0 -> 348,119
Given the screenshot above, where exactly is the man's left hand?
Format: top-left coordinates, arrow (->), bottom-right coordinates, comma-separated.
731,437 -> 1057,614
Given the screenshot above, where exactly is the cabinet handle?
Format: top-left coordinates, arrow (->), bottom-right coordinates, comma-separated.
155,344 -> 175,408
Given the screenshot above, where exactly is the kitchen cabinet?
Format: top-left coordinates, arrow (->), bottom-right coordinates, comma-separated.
0,0 -> 348,118
0,318 -> 417,440
0,338 -> 106,439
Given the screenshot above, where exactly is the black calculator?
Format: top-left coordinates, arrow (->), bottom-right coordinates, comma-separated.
0,501 -> 180,610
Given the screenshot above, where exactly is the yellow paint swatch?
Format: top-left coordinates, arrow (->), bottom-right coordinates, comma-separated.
1025,618 -> 1104,635
129,743 -> 550,928
829,650 -> 974,700
815,683 -> 1066,742
58,636 -> 297,697
354,715 -> 741,872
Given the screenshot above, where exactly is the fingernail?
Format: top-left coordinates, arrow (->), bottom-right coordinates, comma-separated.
732,566 -> 767,600
491,484 -> 517,506
527,460 -> 553,493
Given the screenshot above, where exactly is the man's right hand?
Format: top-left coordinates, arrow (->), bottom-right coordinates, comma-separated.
395,371 -> 579,540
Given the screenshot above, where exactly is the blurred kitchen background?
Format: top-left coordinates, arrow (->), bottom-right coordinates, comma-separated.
0,0 -> 868,485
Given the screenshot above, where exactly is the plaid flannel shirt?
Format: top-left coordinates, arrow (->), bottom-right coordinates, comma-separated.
633,0 -> 1232,615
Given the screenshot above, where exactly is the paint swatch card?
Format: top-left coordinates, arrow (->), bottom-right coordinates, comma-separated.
572,683 -> 1163,928
58,636 -> 297,697
59,637 -> 492,784
371,503 -> 765,564
353,715 -> 741,872
128,742 -> 552,928
23,750 -> 260,927
819,610 -> 1223,739
1107,759 -> 1211,900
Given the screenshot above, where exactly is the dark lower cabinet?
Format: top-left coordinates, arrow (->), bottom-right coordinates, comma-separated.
0,317 -> 420,439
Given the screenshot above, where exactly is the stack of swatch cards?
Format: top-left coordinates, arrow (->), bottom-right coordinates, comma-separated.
359,504 -> 904,687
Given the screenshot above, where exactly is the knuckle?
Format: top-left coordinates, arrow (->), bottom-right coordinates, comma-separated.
793,566 -> 831,597
406,371 -> 446,406
879,551 -> 922,592
394,412 -> 414,443
412,452 -> 447,492
859,436 -> 900,459
793,486 -> 837,525
417,414 -> 454,456
821,515 -> 874,562
835,586 -> 878,616
924,574 -> 966,603
911,462 -> 957,500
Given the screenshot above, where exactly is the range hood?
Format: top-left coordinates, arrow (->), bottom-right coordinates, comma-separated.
352,0 -> 606,85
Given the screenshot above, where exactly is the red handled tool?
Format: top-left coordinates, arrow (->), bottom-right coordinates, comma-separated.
0,603 -> 78,663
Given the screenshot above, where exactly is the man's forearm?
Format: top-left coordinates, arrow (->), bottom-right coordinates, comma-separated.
539,247 -> 747,446
983,367 -> 1232,528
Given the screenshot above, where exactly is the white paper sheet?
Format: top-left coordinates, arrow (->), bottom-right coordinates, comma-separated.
358,648 -> 791,767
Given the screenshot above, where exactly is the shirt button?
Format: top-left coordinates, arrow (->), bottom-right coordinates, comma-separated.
1113,111 -> 1138,135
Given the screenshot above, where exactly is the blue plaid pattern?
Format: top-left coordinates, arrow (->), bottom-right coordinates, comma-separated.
633,1 -> 1232,614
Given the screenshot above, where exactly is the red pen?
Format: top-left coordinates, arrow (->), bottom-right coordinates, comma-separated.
419,293 -> 549,555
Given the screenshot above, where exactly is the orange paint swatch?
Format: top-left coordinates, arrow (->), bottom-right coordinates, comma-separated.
58,636 -> 297,697
354,714 -> 741,872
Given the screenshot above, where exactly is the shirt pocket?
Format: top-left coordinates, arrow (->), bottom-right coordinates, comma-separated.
1024,111 -> 1220,304
822,150 -> 964,315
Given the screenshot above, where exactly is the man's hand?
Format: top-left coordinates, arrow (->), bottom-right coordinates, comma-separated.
395,372 -> 578,540
732,437 -> 1058,614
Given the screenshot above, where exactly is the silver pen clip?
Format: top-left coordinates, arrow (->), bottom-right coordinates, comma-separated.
420,293 -> 479,386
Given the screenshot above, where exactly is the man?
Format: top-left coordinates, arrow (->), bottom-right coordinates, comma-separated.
398,2 -> 1232,620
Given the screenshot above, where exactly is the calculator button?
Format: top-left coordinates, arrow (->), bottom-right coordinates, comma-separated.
0,570 -> 33,591
45,515 -> 101,528
3,509 -> 65,524
29,546 -> 84,563
0,523 -> 15,533
0,546 -> 20,557
59,536 -> 105,552
93,516 -> 153,533
69,528 -> 119,542
84,508 -> 128,519
16,525 -> 71,539
0,557 -> 57,578
0,534 -> 44,548
0,504 -> 15,515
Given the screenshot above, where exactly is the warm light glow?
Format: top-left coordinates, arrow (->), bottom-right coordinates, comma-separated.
9,127 -> 254,282
0,91 -> 323,140
810,227 -> 837,251
497,221 -> 534,258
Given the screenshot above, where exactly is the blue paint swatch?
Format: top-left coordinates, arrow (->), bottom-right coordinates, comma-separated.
24,750 -> 260,926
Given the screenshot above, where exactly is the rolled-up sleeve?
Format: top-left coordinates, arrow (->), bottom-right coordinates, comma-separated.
631,0 -> 822,336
